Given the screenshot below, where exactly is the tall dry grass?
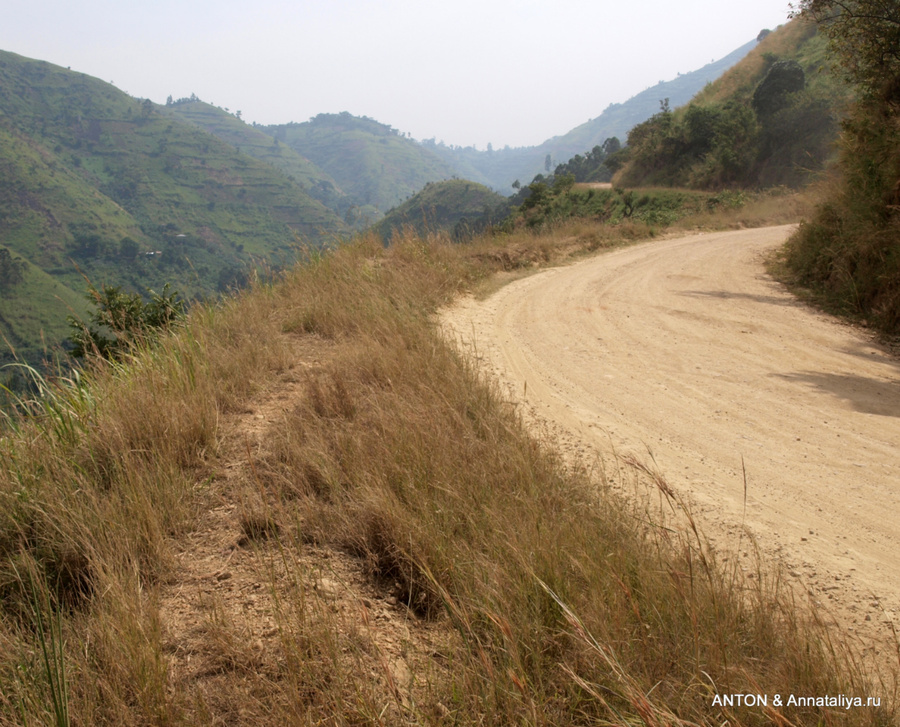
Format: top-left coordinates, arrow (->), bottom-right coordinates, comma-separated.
0,222 -> 894,725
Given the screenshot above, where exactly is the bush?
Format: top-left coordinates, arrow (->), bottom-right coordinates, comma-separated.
67,283 -> 185,359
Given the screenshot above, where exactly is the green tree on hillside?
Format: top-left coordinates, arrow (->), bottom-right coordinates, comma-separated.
752,60 -> 806,117
0,248 -> 26,293
784,0 -> 900,331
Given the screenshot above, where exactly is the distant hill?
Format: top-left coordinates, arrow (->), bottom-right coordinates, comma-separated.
265,113 -> 460,218
0,49 -> 347,367
425,38 -> 760,192
616,19 -> 850,189
373,180 -> 508,242
162,99 -> 351,221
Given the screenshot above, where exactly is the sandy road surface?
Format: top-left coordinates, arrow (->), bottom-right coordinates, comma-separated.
442,225 -> 900,650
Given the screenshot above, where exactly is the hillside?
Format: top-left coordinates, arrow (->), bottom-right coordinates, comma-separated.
780,0 -> 900,334
541,39 -> 760,164
265,113 -> 459,217
0,50 -> 347,366
616,19 -> 850,189
373,179 -> 508,242
426,37 -> 760,192
162,98 -> 352,221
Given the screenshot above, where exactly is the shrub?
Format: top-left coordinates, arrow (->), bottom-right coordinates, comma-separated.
67,283 -> 185,359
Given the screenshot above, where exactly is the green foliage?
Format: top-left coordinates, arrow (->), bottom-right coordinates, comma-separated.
617,19 -> 847,190
0,248 -> 26,292
793,0 -> 900,101
782,0 -> 900,333
67,283 -> 185,359
783,102 -> 900,332
373,179 -> 508,241
752,60 -> 806,116
550,139 -> 621,183
510,179 -> 727,230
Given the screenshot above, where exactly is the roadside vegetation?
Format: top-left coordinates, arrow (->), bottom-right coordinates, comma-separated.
779,0 -> 900,335
506,177 -> 812,232
1,200 -> 893,724
373,179 -> 508,242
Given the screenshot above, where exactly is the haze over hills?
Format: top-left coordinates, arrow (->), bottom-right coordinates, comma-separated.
0,30 -> 775,369
423,37 -> 761,192
170,35 -> 765,203
0,49 -> 347,367
265,114 -> 461,220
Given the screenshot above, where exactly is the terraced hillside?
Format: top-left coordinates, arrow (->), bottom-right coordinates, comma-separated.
266,113 -> 459,216
0,50 -> 347,367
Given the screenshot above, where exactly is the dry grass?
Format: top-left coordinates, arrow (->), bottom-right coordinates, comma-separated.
692,19 -> 820,107
0,218 -> 895,725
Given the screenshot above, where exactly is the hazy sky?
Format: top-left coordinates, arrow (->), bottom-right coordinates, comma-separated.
3,0 -> 793,149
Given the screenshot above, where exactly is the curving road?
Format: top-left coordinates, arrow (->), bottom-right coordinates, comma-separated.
442,225 -> 900,647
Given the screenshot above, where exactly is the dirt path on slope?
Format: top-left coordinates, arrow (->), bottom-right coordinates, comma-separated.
159,338 -> 455,722
442,225 -> 900,661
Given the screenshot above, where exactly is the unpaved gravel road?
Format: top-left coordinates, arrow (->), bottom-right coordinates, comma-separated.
442,225 -> 900,653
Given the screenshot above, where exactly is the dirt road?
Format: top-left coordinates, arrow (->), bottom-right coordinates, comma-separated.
442,225 -> 900,651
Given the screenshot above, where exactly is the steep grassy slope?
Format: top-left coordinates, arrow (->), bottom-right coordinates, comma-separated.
266,113 -> 459,216
0,50 -> 348,366
426,37 -> 760,192
373,179 -> 507,241
616,19 -> 850,189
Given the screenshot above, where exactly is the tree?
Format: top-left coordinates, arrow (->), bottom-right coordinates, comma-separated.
792,0 -> 900,101
119,237 -> 140,259
601,137 -> 621,155
752,60 -> 806,117
544,154 -> 552,173
0,248 -> 26,292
